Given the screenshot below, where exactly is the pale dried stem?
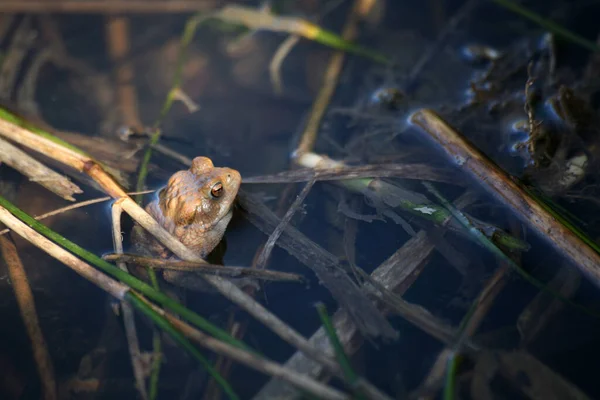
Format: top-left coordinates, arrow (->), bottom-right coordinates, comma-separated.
0,119 -> 342,379
0,206 -> 129,299
0,236 -> 57,400
111,203 -> 148,400
409,109 -> 600,288
0,136 -> 82,200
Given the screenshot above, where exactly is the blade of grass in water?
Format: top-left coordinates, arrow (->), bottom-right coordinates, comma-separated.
422,182 -> 600,319
0,195 -> 254,352
127,292 -> 239,400
492,0 -> 600,53
316,303 -> 365,399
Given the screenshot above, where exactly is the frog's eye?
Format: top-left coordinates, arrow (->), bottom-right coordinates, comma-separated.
210,182 -> 224,198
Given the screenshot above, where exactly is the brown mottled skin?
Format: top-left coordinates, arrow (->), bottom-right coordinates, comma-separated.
132,156 -> 241,289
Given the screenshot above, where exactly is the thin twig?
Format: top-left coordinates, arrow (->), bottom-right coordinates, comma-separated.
254,193 -> 478,399
0,1 -> 221,13
0,236 -> 57,400
256,179 -> 315,269
294,0 -> 373,155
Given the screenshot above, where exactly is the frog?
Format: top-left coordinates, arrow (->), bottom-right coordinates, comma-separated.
131,156 -> 242,290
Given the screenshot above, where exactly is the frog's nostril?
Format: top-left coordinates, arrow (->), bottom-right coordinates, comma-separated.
226,173 -> 231,182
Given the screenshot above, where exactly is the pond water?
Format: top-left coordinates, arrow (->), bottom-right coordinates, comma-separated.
1,0 -> 600,399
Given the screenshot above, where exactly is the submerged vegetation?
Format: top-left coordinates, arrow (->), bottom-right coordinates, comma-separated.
0,1 -> 600,399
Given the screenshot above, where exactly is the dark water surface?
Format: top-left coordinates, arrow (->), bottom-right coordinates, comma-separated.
2,0 -> 600,399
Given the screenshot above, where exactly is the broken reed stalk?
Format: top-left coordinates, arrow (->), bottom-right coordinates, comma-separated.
0,236 -> 57,400
0,111 -> 348,383
410,109 -> 600,289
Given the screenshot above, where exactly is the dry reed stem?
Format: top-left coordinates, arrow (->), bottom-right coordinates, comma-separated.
409,109 -> 600,288
111,203 -> 148,400
138,296 -> 351,400
0,119 -> 342,379
294,0 -> 371,155
0,137 -> 82,200
0,206 -> 129,299
0,236 -> 57,400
